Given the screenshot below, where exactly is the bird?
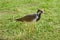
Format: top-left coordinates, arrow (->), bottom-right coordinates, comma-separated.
16,9 -> 44,22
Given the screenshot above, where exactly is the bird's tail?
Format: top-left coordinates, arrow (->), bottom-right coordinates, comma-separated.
16,19 -> 20,21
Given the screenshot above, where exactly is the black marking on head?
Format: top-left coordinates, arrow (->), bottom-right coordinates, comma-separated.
37,9 -> 43,13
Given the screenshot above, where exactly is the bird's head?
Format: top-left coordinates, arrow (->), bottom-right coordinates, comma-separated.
37,9 -> 44,14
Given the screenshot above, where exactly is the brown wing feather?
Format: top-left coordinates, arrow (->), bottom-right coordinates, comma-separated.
16,14 -> 36,22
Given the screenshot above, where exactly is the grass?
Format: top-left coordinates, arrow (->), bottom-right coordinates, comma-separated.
0,0 -> 60,40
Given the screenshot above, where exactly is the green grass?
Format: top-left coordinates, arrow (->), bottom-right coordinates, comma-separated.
0,0 -> 60,40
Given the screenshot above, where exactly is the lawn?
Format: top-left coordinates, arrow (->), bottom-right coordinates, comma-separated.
0,0 -> 60,40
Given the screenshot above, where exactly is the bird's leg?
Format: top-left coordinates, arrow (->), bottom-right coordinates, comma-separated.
25,22 -> 36,33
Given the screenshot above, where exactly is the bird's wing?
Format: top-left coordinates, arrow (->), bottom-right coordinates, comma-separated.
16,14 -> 36,22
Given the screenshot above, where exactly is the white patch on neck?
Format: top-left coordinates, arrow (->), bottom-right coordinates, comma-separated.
32,15 -> 38,22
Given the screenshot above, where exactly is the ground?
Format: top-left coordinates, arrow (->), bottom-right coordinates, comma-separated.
0,0 -> 60,40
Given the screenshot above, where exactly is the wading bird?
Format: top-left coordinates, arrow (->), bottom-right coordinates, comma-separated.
16,9 -> 44,22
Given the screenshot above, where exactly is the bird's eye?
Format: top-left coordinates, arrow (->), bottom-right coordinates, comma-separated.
40,11 -> 43,13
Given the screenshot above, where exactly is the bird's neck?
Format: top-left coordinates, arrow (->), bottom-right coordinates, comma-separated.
36,13 -> 42,21
37,13 -> 42,17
